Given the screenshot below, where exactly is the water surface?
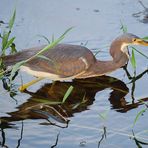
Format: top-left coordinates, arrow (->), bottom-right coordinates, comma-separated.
0,0 -> 148,147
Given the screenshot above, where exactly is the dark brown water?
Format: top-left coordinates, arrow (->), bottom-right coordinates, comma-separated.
0,0 -> 148,147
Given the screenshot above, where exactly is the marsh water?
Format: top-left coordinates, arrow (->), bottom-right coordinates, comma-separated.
0,0 -> 148,147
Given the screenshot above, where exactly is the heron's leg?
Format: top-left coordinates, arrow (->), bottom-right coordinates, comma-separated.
19,77 -> 44,92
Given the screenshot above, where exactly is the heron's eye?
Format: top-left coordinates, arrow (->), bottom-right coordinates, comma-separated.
133,38 -> 137,42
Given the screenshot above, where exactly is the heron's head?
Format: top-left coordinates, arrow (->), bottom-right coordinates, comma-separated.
111,33 -> 148,54
117,33 -> 148,46
110,33 -> 148,63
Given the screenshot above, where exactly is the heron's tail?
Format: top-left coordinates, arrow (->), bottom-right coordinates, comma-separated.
0,45 -> 46,66
1,52 -> 27,66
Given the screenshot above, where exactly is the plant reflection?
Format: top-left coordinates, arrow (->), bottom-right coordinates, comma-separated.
0,122 -> 15,148
98,126 -> 107,148
132,0 -> 148,23
0,74 -> 147,128
0,76 -> 125,125
16,121 -> 24,148
51,132 -> 60,148
0,128 -> 7,147
132,130 -> 148,148
0,73 -> 148,147
123,66 -> 148,101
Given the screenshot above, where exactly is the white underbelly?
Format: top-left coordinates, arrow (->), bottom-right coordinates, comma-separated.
20,65 -> 75,81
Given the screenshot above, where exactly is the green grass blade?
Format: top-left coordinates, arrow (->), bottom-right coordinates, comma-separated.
37,55 -> 53,62
7,27 -> 72,84
0,70 -> 5,79
37,55 -> 59,73
130,49 -> 136,69
8,8 -> 16,30
60,27 -> 74,38
120,21 -> 128,33
9,60 -> 25,82
37,35 -> 50,44
5,37 -> 15,49
8,31 -> 68,82
62,86 -> 74,103
133,108 -> 147,127
142,36 -> 148,40
10,43 -> 17,53
2,31 -> 10,52
131,46 -> 148,59
27,35 -> 65,61
20,27 -> 73,63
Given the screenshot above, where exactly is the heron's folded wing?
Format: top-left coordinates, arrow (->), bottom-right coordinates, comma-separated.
24,56 -> 90,78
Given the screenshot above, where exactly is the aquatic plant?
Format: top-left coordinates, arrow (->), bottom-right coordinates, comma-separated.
120,22 -> 148,71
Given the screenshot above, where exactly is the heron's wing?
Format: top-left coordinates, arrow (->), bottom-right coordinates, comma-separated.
24,57 -> 87,78
23,44 -> 96,78
2,45 -> 46,66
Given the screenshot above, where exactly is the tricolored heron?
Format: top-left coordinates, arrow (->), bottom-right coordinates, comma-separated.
2,33 -> 148,91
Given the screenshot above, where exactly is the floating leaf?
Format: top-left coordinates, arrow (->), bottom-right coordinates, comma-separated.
62,86 -> 74,103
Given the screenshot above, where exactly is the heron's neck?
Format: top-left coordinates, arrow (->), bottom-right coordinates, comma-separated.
95,61 -> 119,75
110,39 -> 129,65
77,41 -> 129,78
86,42 -> 129,77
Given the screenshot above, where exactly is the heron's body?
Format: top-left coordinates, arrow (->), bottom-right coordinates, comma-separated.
3,43 -> 127,80
1,33 -> 148,91
21,44 -> 97,80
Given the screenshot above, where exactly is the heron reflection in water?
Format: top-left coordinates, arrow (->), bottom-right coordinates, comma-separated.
0,75 -> 147,128
1,33 -> 148,91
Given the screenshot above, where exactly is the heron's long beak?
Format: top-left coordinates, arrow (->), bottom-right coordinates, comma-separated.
136,38 -> 148,46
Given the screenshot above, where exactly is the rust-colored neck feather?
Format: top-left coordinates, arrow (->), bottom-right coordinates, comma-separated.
78,39 -> 129,78
95,40 -> 129,75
